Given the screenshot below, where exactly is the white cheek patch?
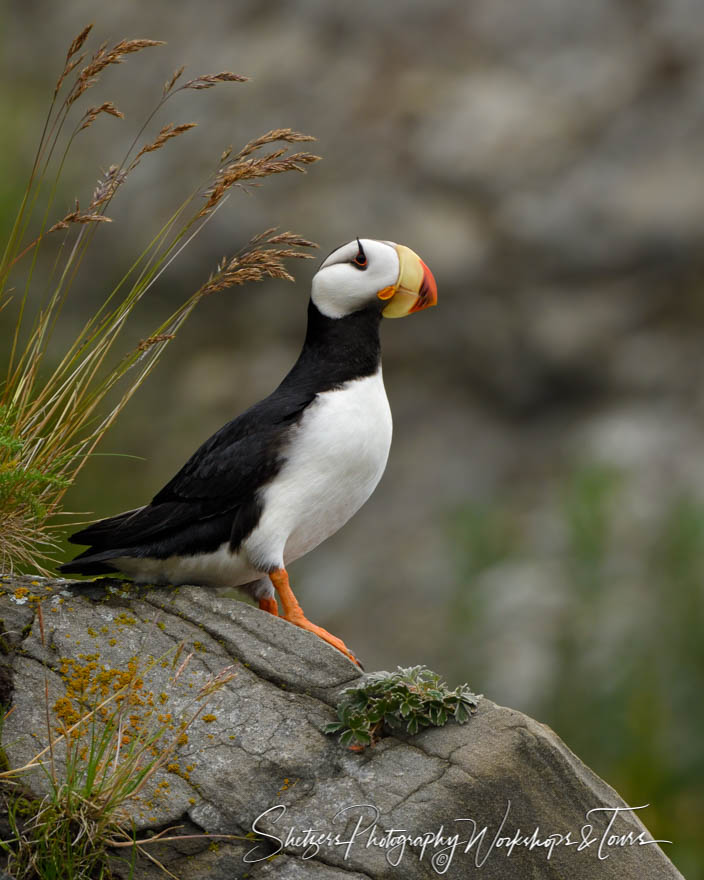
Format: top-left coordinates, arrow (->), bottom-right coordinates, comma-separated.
311,267 -> 363,318
312,243 -> 399,319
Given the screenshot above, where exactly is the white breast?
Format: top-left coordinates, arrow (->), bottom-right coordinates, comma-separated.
244,368 -> 393,570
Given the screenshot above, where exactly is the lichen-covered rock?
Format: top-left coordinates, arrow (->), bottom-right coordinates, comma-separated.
0,575 -> 682,879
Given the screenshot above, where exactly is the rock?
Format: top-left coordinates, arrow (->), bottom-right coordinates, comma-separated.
0,575 -> 682,879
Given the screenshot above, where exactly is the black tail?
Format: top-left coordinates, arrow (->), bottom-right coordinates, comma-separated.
67,506 -> 146,546
59,548 -> 123,576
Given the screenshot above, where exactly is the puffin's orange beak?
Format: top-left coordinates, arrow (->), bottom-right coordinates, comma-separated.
377,245 -> 438,318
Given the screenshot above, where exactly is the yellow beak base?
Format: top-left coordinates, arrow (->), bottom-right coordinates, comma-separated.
379,245 -> 438,318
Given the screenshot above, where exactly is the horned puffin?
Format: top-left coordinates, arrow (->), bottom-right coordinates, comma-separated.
61,238 -> 438,666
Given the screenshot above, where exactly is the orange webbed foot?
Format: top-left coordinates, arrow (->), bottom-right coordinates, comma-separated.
269,568 -> 362,668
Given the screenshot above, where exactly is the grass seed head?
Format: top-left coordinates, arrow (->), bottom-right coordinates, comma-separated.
137,334 -> 176,352
133,122 -> 198,163
54,24 -> 94,97
199,229 -> 317,297
79,101 -> 124,132
182,71 -> 250,90
67,38 -> 165,107
163,64 -> 186,96
90,165 -> 127,209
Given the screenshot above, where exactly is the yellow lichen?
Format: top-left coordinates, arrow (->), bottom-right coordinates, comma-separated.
53,696 -> 81,728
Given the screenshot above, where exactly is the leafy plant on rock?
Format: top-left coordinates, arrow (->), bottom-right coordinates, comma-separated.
325,665 -> 479,749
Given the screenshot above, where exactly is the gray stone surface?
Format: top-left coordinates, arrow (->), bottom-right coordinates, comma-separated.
0,575 -> 681,879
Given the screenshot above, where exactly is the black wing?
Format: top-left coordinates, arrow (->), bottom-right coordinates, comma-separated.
62,383 -> 317,567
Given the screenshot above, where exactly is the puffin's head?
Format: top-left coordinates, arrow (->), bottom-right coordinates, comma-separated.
311,238 -> 437,320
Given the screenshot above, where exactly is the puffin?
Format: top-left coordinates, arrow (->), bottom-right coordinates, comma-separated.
60,238 -> 437,666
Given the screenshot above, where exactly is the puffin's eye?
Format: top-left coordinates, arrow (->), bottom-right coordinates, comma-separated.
352,240 -> 368,269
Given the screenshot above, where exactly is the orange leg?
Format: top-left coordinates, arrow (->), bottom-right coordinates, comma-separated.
269,567 -> 361,667
258,596 -> 279,616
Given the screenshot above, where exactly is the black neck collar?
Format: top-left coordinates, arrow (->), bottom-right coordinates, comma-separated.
282,300 -> 383,393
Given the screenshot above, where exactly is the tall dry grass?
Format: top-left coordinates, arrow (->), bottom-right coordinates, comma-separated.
0,24 -> 319,573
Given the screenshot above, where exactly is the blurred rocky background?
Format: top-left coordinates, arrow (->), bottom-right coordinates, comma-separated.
1,0 -> 703,876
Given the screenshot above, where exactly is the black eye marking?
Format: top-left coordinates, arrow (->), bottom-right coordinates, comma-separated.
352,238 -> 368,269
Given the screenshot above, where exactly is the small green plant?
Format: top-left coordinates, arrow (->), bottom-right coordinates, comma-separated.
325,666 -> 479,749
